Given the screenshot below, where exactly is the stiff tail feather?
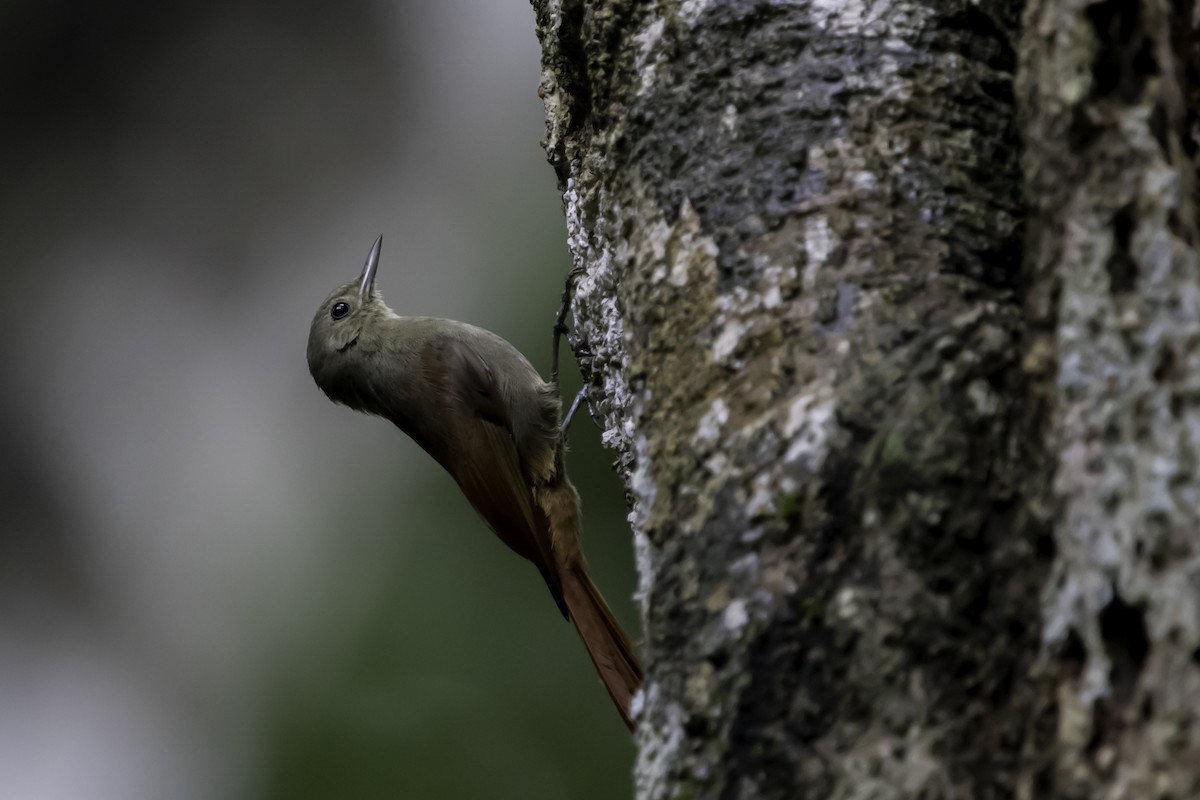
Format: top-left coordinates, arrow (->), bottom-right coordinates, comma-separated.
562,565 -> 644,731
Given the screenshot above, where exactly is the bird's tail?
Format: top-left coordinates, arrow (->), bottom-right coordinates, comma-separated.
561,564 -> 644,731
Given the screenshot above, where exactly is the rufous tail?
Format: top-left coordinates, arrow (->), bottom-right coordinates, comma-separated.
561,564 -> 643,731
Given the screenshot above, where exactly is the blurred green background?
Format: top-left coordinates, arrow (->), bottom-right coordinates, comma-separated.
0,2 -> 638,798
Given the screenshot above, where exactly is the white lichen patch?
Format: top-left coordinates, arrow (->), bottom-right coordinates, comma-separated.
704,451 -> 728,474
633,18 -> 666,95
600,428 -> 623,448
832,586 -> 867,625
703,254 -> 795,368
633,527 -> 656,610
853,170 -> 878,191
561,178 -> 592,266
645,198 -> 719,288
746,472 -> 776,518
740,527 -> 763,543
561,174 -> 649,525
810,0 -> 872,33
679,0 -> 714,25
721,103 -> 738,135
812,0 -> 933,39
803,215 -> 838,291
629,432 -> 658,527
695,397 -> 730,448
580,285 -> 636,448
723,598 -> 749,632
715,284 -> 755,313
879,55 -> 916,102
784,388 -> 838,471
966,378 -> 998,418
836,723 -> 955,799
712,318 -> 748,363
628,686 -> 646,720
763,283 -> 782,309
635,684 -> 687,800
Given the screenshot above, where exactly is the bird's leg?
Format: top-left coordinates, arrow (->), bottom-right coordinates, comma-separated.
552,266 -> 600,440
562,387 -> 588,435
551,265 -> 585,388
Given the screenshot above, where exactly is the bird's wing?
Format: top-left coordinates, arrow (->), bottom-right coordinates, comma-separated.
422,337 -> 566,615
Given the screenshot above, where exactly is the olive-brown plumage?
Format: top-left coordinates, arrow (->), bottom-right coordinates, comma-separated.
307,236 -> 642,729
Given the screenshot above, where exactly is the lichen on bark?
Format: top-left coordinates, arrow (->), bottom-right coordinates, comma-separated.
527,0 -> 1200,797
1019,0 -> 1200,796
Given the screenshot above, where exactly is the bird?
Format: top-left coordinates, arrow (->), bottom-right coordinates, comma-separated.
306,236 -> 642,729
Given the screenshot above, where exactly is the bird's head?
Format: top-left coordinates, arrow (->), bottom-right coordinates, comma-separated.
307,235 -> 392,397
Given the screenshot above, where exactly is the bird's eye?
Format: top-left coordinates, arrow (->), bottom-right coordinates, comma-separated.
331,301 -> 350,320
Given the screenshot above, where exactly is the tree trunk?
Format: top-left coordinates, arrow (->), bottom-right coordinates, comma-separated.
1019,0 -> 1200,797
531,0 -> 1199,797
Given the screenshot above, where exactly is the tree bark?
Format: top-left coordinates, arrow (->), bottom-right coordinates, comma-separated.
532,0 -> 1199,797
1019,0 -> 1200,797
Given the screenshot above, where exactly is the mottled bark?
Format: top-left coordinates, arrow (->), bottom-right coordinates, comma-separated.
532,0 -> 1198,798
1019,0 -> 1200,797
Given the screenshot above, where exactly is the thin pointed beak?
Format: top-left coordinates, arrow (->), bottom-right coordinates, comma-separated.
358,235 -> 383,304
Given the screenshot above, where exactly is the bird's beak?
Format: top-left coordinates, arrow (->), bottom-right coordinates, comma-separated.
358,235 -> 383,304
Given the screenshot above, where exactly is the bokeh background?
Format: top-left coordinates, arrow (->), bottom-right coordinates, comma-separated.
0,2 -> 638,798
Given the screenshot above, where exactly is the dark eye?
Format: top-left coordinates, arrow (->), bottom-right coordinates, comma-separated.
330,301 -> 350,320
